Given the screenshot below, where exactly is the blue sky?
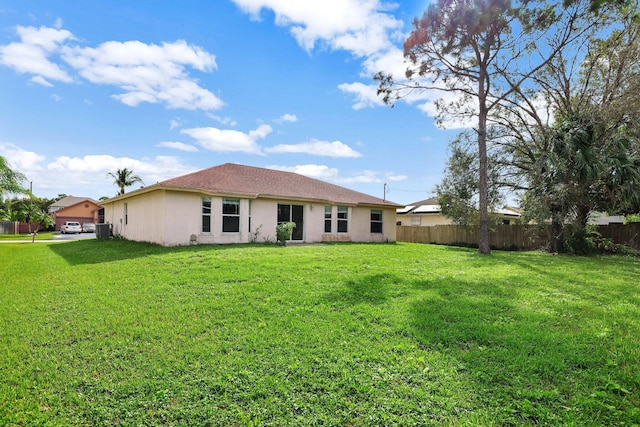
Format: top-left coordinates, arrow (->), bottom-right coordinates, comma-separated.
0,0 -> 454,204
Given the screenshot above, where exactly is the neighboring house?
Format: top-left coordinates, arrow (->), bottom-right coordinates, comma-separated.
49,196 -> 103,231
396,197 -> 521,226
588,212 -> 626,225
100,163 -> 401,247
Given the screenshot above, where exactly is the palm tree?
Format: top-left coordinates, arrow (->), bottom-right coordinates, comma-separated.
1,155 -> 27,198
107,168 -> 144,195
18,203 -> 54,242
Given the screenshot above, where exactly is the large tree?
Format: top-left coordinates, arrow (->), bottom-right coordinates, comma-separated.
377,0 -> 595,254
436,131 -> 506,225
107,168 -> 144,195
489,4 -> 640,252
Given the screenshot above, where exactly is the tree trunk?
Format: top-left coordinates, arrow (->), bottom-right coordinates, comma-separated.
549,217 -> 564,253
576,205 -> 590,229
477,82 -> 491,254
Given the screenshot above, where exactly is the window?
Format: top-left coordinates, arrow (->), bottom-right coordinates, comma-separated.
324,206 -> 332,233
222,198 -> 240,232
124,203 -> 128,225
371,209 -> 383,233
411,216 -> 421,226
337,206 -> 348,233
202,197 -> 211,233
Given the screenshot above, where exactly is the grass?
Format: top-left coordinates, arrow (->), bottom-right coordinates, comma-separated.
1,240 -> 639,426
0,232 -> 57,241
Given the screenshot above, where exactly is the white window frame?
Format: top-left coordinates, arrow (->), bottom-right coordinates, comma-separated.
370,209 -> 383,234
202,197 -> 211,233
337,206 -> 348,233
222,198 -> 240,233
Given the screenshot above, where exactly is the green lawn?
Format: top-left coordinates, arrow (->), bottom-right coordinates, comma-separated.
0,232 -> 57,241
1,241 -> 638,426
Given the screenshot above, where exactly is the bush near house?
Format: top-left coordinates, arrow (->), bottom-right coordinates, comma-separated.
1,241 -> 638,425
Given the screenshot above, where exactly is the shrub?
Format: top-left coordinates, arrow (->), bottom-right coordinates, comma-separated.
276,222 -> 296,246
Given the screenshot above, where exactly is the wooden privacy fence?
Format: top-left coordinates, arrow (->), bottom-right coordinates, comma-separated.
396,223 -> 640,251
0,221 -> 18,234
0,221 -> 45,234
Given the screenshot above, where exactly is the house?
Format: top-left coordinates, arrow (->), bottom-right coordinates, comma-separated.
396,197 -> 521,226
588,212 -> 626,225
100,163 -> 401,246
48,196 -> 103,231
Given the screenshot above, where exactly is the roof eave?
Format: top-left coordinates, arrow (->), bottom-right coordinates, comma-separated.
102,185 -> 400,208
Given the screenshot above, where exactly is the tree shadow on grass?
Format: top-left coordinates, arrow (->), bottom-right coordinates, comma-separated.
321,273 -> 396,306
47,239 -> 248,265
406,277 -> 636,425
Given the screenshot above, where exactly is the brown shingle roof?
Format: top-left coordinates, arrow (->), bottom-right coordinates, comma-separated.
158,163 -> 400,207
51,196 -> 100,208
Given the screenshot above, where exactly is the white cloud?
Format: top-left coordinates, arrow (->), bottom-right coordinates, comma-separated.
387,174 -> 408,182
31,75 -> 54,87
230,1 -> 410,112
416,92 -> 477,130
266,164 -> 407,187
0,25 -> 74,85
265,139 -> 361,157
277,113 -> 298,123
48,154 -> 136,173
231,0 -> 403,56
45,154 -> 196,196
62,39 -> 223,111
338,169 -> 382,184
337,169 -> 408,184
181,124 -> 272,154
169,119 -> 182,130
156,141 -> 199,152
0,142 -> 198,198
0,142 -> 46,173
246,0 -> 471,126
0,25 -> 224,111
249,123 -> 273,139
361,46 -> 407,78
267,164 -> 339,180
207,114 -> 238,127
338,82 -> 385,110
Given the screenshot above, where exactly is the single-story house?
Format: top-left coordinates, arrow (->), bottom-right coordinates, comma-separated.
396,197 -> 521,226
48,196 -> 103,230
100,163 -> 401,246
588,212 -> 626,225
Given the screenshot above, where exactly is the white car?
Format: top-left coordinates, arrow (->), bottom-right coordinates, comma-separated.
82,222 -> 96,233
61,221 -> 82,234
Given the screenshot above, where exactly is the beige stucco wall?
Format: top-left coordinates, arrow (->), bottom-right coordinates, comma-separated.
55,202 -> 101,222
350,206 -> 396,242
396,213 -> 519,226
396,213 -> 453,227
104,190 -> 397,246
105,190 -> 171,245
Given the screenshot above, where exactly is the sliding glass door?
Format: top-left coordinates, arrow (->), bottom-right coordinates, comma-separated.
277,204 -> 304,240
